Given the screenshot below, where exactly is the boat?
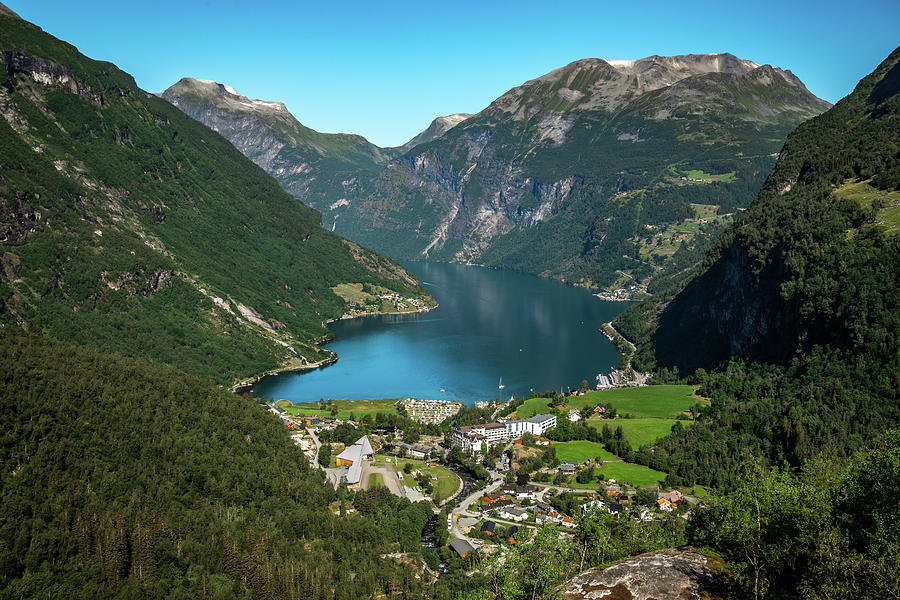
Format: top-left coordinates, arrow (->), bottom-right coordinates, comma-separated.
498,377 -> 504,390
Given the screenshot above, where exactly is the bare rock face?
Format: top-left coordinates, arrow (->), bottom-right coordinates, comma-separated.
561,550 -> 720,600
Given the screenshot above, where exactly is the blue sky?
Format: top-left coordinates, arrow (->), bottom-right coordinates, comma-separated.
8,0 -> 900,147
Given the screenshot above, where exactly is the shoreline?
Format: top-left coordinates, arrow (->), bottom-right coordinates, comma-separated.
323,302 -> 439,325
232,302 -> 439,394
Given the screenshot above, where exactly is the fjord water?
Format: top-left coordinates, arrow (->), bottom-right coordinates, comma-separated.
252,262 -> 629,405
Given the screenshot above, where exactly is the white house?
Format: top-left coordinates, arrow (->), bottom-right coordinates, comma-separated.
498,507 -> 527,522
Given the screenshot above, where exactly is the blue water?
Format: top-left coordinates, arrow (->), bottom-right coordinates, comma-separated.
251,261 -> 629,405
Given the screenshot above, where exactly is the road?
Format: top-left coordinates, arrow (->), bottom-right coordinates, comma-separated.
306,427 -> 323,469
448,472 -> 505,542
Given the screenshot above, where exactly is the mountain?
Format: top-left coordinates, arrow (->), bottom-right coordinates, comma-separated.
611,47 -> 900,488
332,54 -> 832,291
164,54 -> 829,293
161,78 -> 396,214
399,113 -> 473,152
0,12 -> 431,383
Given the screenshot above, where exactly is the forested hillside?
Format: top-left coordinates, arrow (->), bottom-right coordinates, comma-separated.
612,47 -> 900,488
0,12 -> 430,383
0,327 -> 433,599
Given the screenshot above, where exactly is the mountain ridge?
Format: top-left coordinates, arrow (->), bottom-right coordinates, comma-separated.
0,12 -> 431,383
164,53 -> 831,293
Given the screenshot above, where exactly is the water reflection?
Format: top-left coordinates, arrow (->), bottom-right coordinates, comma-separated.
251,262 -> 629,404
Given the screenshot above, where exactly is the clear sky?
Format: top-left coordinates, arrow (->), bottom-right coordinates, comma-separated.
7,0 -> 900,147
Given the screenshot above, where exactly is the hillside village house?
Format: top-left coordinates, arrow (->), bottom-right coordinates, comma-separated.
498,507 -> 527,522
450,414 -> 557,453
395,441 -> 430,459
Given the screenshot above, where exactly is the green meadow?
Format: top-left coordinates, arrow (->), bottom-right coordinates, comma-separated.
580,385 -> 700,418
553,441 -> 618,462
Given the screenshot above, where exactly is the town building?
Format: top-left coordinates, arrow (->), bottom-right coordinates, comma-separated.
450,414 -> 557,453
395,442 -> 431,459
450,538 -> 475,558
335,436 -> 374,488
499,507 -> 527,522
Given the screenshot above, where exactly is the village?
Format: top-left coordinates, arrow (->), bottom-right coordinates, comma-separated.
264,382 -> 705,565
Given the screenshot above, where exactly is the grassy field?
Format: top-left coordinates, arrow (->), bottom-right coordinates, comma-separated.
589,418 -> 685,449
395,458 -> 459,501
597,461 -> 666,487
276,397 -> 401,420
683,169 -> 737,183
553,441 -> 618,463
331,283 -> 376,305
580,385 -> 700,418
367,472 -> 385,488
690,203 -> 720,219
514,396 -> 553,419
833,179 -> 900,232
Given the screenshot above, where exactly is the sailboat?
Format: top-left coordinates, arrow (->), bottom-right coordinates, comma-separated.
498,377 -> 505,390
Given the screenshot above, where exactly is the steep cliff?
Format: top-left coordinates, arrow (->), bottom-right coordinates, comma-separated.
335,53 -> 831,290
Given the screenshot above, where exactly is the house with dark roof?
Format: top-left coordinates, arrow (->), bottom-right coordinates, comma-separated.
489,499 -> 514,511
499,507 -> 527,522
450,538 -> 475,558
514,485 -> 537,500
480,521 -> 496,535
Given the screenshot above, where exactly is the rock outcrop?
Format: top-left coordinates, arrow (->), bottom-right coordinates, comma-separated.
562,550 -> 721,600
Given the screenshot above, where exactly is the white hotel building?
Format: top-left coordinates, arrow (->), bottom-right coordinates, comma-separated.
451,414 -> 557,453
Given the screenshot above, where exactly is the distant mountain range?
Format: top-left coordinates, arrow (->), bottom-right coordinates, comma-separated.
0,10 -> 430,383
165,54 -> 831,293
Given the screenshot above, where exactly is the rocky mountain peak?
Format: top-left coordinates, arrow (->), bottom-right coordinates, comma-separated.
400,112 -> 474,152
488,52 -> 805,117
163,77 -> 289,116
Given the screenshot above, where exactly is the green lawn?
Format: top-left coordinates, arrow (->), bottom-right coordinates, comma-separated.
580,385 -> 700,418
690,485 -> 711,498
515,396 -> 552,419
589,417 -> 688,449
596,461 -> 666,487
396,458 -> 459,501
367,472 -> 385,488
553,441 -> 618,463
277,397 -> 401,420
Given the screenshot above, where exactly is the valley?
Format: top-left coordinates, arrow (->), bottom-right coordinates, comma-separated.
0,2 -> 897,600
